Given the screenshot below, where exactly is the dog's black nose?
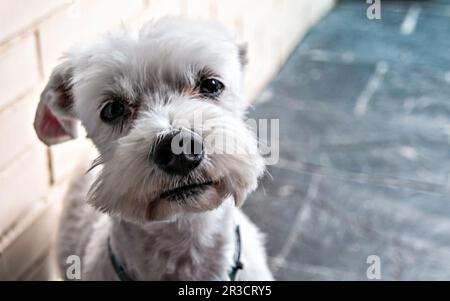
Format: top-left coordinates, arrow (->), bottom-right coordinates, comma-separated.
152,130 -> 204,175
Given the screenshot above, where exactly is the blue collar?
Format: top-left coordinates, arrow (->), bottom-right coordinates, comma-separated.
107,236 -> 134,281
108,225 -> 243,281
228,225 -> 244,281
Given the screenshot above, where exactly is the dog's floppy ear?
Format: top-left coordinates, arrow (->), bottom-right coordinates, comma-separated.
238,43 -> 248,67
34,61 -> 78,146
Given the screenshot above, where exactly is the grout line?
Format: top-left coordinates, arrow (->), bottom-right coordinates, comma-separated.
0,143 -> 36,171
270,174 -> 322,272
0,200 -> 48,251
34,30 -> 45,80
0,86 -> 36,114
0,2 -> 72,50
306,49 -> 355,64
46,147 -> 55,186
400,4 -> 422,36
353,61 -> 389,116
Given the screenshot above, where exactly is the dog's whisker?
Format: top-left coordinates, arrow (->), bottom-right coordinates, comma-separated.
86,151 -> 111,174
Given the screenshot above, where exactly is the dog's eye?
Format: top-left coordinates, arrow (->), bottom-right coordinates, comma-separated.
100,101 -> 126,122
199,78 -> 224,97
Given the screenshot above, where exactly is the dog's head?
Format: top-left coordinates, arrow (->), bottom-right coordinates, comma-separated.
34,18 -> 264,223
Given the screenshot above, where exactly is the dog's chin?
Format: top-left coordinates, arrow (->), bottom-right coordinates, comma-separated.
144,180 -> 230,222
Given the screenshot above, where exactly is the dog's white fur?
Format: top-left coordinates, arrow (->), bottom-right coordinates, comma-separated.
34,18 -> 273,280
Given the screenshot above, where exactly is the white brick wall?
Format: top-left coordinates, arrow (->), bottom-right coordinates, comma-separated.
0,145 -> 49,236
0,35 -> 41,109
0,88 -> 46,169
0,0 -> 334,280
38,0 -> 145,76
0,0 -> 70,42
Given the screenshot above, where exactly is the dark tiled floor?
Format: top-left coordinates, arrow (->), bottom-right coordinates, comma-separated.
243,0 -> 450,280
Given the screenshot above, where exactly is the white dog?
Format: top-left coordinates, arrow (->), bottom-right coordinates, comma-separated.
33,18 -> 273,281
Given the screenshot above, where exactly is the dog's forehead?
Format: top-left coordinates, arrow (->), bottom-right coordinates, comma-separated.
80,20 -> 238,81
134,37 -> 235,77
139,17 -> 237,57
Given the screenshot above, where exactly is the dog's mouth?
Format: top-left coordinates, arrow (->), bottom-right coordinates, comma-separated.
160,181 -> 214,201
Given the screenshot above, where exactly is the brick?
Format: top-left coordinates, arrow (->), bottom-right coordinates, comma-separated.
49,137 -> 96,184
38,0 -> 145,76
0,0 -> 69,43
0,88 -> 44,169
0,145 -> 49,236
21,252 -> 60,280
124,0 -> 184,30
182,0 -> 213,20
0,197 -> 61,280
130,0 -> 214,30
146,0 -> 183,17
214,1 -> 244,39
0,34 -> 41,109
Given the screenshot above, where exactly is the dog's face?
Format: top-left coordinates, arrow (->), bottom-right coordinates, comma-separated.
34,18 -> 264,223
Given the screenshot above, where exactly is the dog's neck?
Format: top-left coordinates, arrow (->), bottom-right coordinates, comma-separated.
108,197 -> 236,280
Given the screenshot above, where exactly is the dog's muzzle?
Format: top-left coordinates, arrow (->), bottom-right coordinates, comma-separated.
152,130 -> 204,175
